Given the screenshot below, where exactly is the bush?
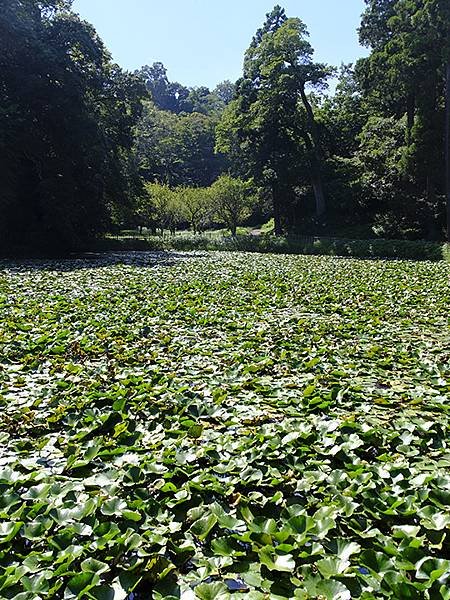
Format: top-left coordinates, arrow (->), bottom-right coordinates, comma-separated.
92,234 -> 446,261
443,244 -> 450,263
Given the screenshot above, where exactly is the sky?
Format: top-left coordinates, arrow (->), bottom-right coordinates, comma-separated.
72,0 -> 369,90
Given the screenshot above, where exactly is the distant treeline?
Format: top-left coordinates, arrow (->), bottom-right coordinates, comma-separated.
1,1 -> 449,252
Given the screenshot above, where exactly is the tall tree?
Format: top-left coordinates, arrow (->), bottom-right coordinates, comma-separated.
446,61 -> 450,241
136,63 -> 234,116
357,0 -> 449,237
136,62 -> 190,113
213,80 -> 236,105
0,0 -> 146,251
216,6 -> 331,234
441,2 -> 450,241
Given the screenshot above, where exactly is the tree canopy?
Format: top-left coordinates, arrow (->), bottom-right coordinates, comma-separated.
217,7 -> 333,234
0,0 -> 147,252
1,1 -> 449,251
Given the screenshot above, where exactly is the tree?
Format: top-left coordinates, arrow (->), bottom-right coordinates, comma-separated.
0,0 -> 146,251
211,175 -> 254,235
213,80 -> 236,105
356,0 -> 449,238
186,86 -> 221,115
136,62 -> 190,113
135,102 -> 225,188
440,1 -> 450,241
447,61 -> 450,241
143,183 -> 183,234
136,63 -> 234,116
318,65 -> 366,159
216,6 -> 331,235
178,187 -> 212,233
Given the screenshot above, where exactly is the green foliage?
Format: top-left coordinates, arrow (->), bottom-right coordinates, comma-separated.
136,62 -> 231,116
140,183 -> 183,234
136,62 -> 190,113
0,251 -> 449,598
210,175 -> 255,235
177,186 -> 213,233
443,243 -> 450,263
212,80 -> 236,105
136,184 -> 215,235
134,177 -> 257,236
99,233 -> 445,261
135,101 -> 225,188
133,64 -> 230,193
216,7 -> 332,234
214,2 -> 449,239
3,2 -> 449,253
356,0 -> 449,236
352,114 -> 437,239
318,65 -> 366,159
0,0 -> 146,252
261,218 -> 275,234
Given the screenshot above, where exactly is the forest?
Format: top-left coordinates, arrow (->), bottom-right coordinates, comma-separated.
1,0 -> 449,253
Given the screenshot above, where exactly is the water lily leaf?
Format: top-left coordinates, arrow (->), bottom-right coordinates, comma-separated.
81,558 -> 109,575
316,557 -> 350,578
88,583 -> 128,600
0,521 -> 23,543
190,514 -> 218,540
195,582 -> 229,600
259,547 -> 295,572
416,557 -> 450,583
100,497 -> 127,516
359,550 -> 395,577
211,537 -> 243,557
323,539 -> 361,561
1,251 -> 449,600
315,580 -> 351,600
67,572 -> 100,596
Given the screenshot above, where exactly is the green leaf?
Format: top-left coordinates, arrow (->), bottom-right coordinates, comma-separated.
81,558 -> 109,575
259,547 -> 295,572
0,521 -> 23,543
416,557 -> 450,583
100,497 -> 127,516
67,572 -> 100,596
195,582 -> 229,599
316,580 -> 351,600
316,557 -> 350,578
190,514 -> 218,540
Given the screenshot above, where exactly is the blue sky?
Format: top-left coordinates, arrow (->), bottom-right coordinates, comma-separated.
72,0 -> 369,90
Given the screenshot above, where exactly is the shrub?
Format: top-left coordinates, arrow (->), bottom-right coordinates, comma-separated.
443,244 -> 450,263
93,234 -> 446,261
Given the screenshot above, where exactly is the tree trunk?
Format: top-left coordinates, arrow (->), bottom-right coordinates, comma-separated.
302,132 -> 326,218
311,179 -> 326,217
299,85 -> 326,218
446,62 -> 450,243
426,175 -> 436,205
406,92 -> 415,145
272,184 -> 283,236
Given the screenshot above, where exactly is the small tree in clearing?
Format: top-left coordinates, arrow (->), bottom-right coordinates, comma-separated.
211,175 -> 253,236
178,186 -> 212,233
144,183 -> 183,234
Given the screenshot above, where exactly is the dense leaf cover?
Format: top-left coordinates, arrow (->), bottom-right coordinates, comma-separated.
0,252 -> 449,599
